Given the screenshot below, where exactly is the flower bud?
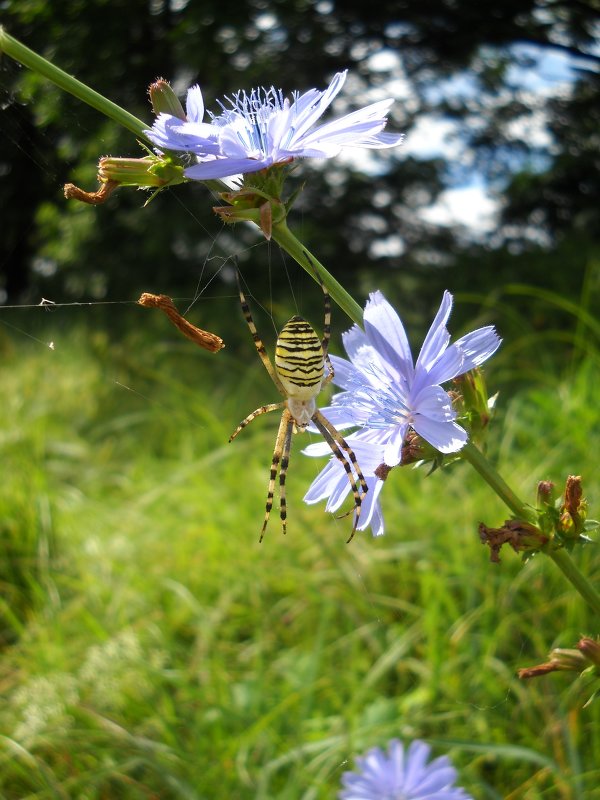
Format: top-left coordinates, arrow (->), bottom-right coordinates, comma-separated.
453,368 -> 495,442
214,185 -> 287,238
148,78 -> 186,119
577,637 -> 600,668
98,155 -> 185,188
536,480 -> 556,507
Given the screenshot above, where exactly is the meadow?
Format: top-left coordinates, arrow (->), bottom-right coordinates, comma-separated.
1,295 -> 599,799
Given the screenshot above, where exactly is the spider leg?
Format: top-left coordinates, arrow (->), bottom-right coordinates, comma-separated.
321,352 -> 335,390
301,251 -> 334,388
278,413 -> 295,538
229,402 -> 285,442
261,408 -> 294,542
320,273 -> 331,360
301,250 -> 332,357
236,272 -> 286,397
311,409 -> 368,542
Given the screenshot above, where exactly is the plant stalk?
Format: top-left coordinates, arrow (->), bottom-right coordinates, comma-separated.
271,219 -> 364,326
546,547 -> 600,618
461,441 -> 533,520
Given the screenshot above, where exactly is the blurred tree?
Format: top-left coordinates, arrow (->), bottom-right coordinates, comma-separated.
1,0 -> 598,323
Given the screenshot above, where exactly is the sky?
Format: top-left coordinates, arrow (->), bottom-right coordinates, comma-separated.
362,42 -> 587,236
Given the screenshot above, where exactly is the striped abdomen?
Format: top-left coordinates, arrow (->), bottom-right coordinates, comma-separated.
275,316 -> 324,400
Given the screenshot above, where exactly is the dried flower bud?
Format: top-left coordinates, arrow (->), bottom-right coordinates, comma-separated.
518,647 -> 588,679
400,430 -> 426,465
138,293 -> 224,353
374,463 -> 393,482
479,519 -> 548,563
558,475 -> 586,536
64,180 -> 119,205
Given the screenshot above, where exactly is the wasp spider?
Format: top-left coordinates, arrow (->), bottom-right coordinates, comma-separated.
230,274 -> 368,541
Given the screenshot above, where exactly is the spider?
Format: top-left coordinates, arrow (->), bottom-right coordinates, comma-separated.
230,272 -> 368,542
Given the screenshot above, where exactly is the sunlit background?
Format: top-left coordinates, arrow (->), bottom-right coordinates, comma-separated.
1,2 -> 599,798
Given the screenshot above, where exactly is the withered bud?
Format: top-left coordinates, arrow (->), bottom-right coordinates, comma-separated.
518,647 -> 588,680
374,463 -> 393,482
138,293 -> 224,353
564,474 -> 583,520
479,519 -> 549,563
564,475 -> 583,511
558,475 -> 586,536
148,78 -> 186,119
400,430 -> 425,465
64,179 -> 119,205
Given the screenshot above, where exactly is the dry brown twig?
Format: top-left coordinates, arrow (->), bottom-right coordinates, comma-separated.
138,293 -> 225,353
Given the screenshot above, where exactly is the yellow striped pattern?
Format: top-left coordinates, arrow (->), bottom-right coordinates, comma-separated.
275,315 -> 324,392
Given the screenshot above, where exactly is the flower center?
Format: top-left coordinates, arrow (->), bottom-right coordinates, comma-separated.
344,364 -> 413,430
212,87 -> 288,154
216,87 -> 285,120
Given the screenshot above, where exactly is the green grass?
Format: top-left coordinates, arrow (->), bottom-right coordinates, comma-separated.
1,323 -> 599,800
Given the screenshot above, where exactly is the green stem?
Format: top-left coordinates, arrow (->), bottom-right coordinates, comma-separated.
461,441 -> 533,520
271,219 -> 364,326
547,548 -> 600,618
0,27 -> 150,141
463,441 -> 600,616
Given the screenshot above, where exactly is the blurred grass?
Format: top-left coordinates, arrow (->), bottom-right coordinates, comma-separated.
0,311 -> 599,800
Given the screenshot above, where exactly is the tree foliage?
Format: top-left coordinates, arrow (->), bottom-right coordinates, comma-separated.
1,0 -> 598,317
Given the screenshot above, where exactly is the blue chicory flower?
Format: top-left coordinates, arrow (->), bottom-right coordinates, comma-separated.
304,290 -> 501,536
304,430 -> 388,536
144,70 -> 403,180
339,738 -> 473,800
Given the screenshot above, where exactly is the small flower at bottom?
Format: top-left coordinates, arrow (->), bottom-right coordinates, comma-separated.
339,738 -> 473,800
303,290 -> 501,535
144,70 -> 403,181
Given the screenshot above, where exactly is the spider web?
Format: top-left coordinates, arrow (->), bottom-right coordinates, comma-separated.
0,71 -> 380,569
